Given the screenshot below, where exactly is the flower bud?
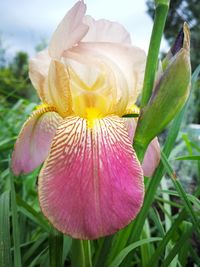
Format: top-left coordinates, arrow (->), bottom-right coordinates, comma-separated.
134,23 -> 191,147
162,23 -> 190,70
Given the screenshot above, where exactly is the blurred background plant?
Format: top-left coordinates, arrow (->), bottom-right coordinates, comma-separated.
0,1 -> 200,266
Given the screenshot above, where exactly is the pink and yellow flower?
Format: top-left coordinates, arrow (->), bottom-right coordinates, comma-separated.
12,1 -> 160,239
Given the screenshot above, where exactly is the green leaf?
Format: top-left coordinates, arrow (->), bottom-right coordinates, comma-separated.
146,210 -> 186,267
16,195 -> 50,232
71,239 -> 92,267
161,151 -> 200,236
176,155 -> 200,160
10,172 -> 22,267
160,224 -> 193,267
108,238 -> 161,267
49,227 -> 63,267
94,236 -> 114,267
0,191 -> 12,267
23,234 -> 48,264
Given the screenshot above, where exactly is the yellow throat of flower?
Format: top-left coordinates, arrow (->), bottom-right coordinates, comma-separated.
86,107 -> 102,128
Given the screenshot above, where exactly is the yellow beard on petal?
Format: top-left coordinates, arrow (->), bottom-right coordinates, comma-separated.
86,107 -> 102,128
35,103 -> 57,113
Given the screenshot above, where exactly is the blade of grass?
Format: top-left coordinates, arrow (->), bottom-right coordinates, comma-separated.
10,172 -> 22,267
62,236 -> 72,266
29,247 -> 48,267
160,224 -> 193,267
149,207 -> 165,237
23,234 -> 48,264
93,236 -> 114,267
16,195 -> 50,232
161,151 -> 200,236
71,239 -> 92,267
49,227 -> 63,267
146,210 -> 186,267
176,155 -> 200,160
140,220 -> 154,267
178,222 -> 192,266
0,191 -> 12,267
108,238 -> 162,267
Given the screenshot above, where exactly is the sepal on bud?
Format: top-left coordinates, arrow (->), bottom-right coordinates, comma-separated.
134,23 -> 191,147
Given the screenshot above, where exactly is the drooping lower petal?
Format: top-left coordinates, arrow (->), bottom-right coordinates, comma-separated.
124,118 -> 160,177
38,116 -> 144,239
12,108 -> 62,175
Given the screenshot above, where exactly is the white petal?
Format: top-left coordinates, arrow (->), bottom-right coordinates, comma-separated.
82,15 -> 131,43
29,50 -> 51,101
49,1 -> 89,59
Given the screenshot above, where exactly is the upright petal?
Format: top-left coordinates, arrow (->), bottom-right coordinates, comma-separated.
39,116 -> 144,239
124,118 -> 160,177
45,60 -> 73,117
29,50 -> 51,101
82,16 -> 131,43
30,57 -> 72,117
12,108 -> 62,175
49,1 -> 89,59
65,42 -> 146,115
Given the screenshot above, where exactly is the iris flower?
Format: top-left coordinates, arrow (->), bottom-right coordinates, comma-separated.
12,1 -> 160,239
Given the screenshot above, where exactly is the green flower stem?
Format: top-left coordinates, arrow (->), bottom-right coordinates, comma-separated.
71,239 -> 92,267
140,1 -> 169,108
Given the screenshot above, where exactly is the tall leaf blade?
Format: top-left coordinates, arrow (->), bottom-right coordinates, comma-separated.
0,191 -> 12,267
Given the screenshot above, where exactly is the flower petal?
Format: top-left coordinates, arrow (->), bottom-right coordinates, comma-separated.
65,42 -> 146,115
124,118 -> 160,177
49,1 -> 89,59
12,109 -> 62,175
38,116 -> 144,239
46,60 -> 73,117
82,15 -> 131,43
142,138 -> 160,177
29,50 -> 51,101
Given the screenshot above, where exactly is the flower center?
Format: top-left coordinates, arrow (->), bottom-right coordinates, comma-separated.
86,107 -> 102,128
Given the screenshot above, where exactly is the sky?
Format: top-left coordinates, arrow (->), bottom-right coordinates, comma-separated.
0,0 -> 168,58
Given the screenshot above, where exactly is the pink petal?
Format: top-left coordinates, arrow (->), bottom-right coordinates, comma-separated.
142,138 -> 160,177
65,42 -> 146,115
49,1 -> 89,59
12,109 -> 62,175
124,118 -> 160,177
82,16 -> 131,43
38,116 -> 144,239
29,50 -> 51,101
